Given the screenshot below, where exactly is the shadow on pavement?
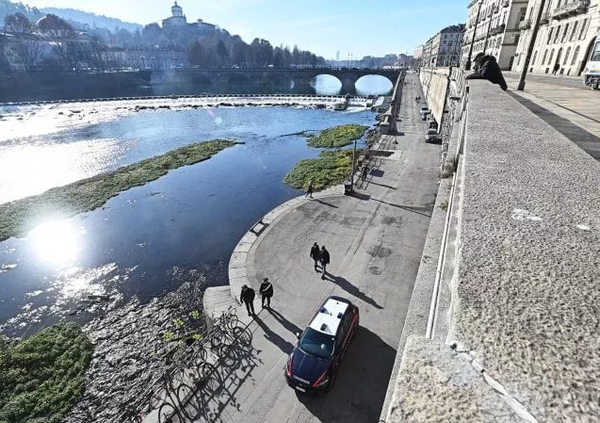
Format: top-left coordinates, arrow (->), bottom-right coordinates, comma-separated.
323,274 -> 383,310
253,314 -> 295,354
296,326 -> 396,422
351,192 -> 371,201
371,198 -> 432,218
268,307 -> 302,337
368,180 -> 397,190
370,169 -> 385,177
314,199 -> 339,208
508,93 -> 600,160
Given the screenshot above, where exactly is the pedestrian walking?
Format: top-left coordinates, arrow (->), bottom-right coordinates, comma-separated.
304,180 -> 314,199
240,284 -> 256,316
259,277 -> 274,309
361,165 -> 370,182
320,246 -> 330,279
552,62 -> 560,75
310,242 -> 321,271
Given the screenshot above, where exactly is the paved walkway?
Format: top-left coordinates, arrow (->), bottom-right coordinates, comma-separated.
503,72 -> 600,160
196,73 -> 441,423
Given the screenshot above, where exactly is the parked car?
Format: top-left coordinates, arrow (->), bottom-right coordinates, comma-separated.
425,128 -> 442,143
419,106 -> 430,115
285,296 -> 359,393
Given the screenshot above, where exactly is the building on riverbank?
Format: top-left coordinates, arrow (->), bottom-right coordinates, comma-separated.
461,0 -> 530,70
510,0 -> 600,76
422,24 -> 466,68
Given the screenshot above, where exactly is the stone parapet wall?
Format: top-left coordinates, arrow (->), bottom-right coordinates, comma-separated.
384,79 -> 600,422
419,67 -> 450,125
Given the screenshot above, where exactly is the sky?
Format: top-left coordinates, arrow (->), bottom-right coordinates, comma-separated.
16,0 -> 468,59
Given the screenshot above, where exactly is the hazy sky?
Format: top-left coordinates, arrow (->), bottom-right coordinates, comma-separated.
18,0 -> 467,59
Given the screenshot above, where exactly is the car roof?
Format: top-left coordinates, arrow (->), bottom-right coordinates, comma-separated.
308,297 -> 350,336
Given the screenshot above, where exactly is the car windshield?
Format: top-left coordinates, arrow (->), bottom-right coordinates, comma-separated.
299,328 -> 335,358
427,129 -> 437,134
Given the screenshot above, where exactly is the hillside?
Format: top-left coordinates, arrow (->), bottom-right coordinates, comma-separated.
40,7 -> 141,32
0,0 -> 141,32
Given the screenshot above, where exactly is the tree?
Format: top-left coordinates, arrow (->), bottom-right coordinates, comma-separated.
216,39 -> 229,66
142,23 -> 162,46
187,40 -> 206,66
4,13 -> 33,34
37,14 -> 74,38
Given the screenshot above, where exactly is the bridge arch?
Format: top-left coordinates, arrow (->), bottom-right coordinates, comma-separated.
355,74 -> 394,95
228,74 -> 251,93
309,74 -> 342,95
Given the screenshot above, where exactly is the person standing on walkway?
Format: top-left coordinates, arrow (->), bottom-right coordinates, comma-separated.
304,180 -> 314,199
320,246 -> 330,279
552,62 -> 560,75
240,284 -> 256,316
310,242 -> 321,271
259,277 -> 274,309
361,165 -> 370,182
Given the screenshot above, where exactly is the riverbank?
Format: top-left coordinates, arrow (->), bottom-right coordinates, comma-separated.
0,139 -> 237,242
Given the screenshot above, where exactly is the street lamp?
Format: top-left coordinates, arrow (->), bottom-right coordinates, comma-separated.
465,0 -> 484,71
518,0 -> 547,90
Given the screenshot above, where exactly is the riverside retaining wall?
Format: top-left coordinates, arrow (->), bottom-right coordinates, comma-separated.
419,67 -> 450,126
384,79 -> 600,422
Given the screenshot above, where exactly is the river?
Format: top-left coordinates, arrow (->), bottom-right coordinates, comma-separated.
0,91 -> 384,336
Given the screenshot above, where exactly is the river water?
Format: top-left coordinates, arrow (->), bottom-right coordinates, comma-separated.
0,98 -> 379,336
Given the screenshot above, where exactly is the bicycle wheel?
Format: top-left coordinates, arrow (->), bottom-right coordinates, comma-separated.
158,401 -> 181,423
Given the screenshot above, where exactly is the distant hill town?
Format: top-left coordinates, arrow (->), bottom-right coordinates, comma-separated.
1,0 -> 413,73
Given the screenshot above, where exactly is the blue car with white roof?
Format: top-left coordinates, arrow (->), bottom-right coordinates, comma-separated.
285,296 -> 359,393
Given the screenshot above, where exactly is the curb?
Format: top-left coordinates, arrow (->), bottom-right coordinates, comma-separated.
226,185 -> 345,304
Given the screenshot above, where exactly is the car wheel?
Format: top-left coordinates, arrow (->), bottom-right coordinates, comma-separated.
326,370 -> 337,392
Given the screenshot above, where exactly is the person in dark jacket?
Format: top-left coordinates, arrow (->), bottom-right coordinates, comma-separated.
466,53 -> 507,91
310,242 -> 321,271
320,246 -> 330,279
240,284 -> 256,316
259,277 -> 274,309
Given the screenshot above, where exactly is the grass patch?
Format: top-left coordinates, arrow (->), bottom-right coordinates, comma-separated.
305,124 -> 368,148
284,149 -> 359,190
0,323 -> 94,423
0,139 -> 237,242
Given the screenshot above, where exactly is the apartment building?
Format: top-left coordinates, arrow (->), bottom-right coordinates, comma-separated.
511,0 -> 599,76
462,0 -> 531,70
422,24 -> 466,67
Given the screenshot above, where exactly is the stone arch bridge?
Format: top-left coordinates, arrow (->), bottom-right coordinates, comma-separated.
145,67 -> 402,95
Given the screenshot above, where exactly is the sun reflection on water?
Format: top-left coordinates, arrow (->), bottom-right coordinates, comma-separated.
30,219 -> 80,266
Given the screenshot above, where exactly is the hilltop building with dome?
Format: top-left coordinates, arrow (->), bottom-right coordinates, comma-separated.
161,1 -> 216,32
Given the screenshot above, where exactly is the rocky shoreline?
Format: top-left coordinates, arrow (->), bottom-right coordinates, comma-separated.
63,275 -> 209,423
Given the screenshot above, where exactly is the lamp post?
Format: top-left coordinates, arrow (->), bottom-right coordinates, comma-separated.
518,0 -> 546,90
465,0 -> 484,70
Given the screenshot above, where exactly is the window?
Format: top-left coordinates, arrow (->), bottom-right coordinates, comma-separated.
548,48 -> 555,64
554,25 -> 561,44
579,19 -> 588,40
570,21 -> 578,42
547,27 -> 554,44
542,49 -> 548,65
561,24 -> 569,43
570,46 -> 580,65
532,50 -> 538,65
563,47 -> 571,65
591,42 -> 600,62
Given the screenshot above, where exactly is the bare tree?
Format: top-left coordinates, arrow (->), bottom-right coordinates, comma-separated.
4,13 -> 34,34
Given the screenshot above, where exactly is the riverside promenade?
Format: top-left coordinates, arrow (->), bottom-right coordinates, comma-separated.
504,72 -> 600,160
197,72 -> 441,422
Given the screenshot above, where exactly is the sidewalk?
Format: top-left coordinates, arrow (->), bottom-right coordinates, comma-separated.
196,73 -> 441,423
503,72 -> 600,160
